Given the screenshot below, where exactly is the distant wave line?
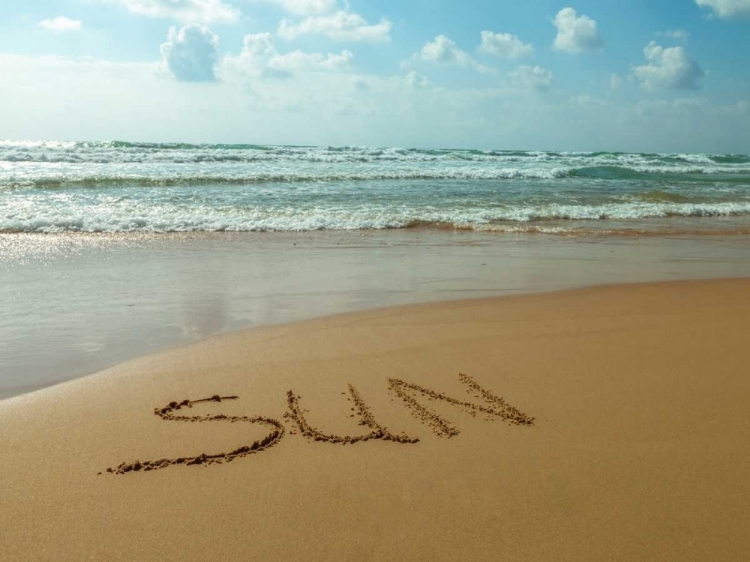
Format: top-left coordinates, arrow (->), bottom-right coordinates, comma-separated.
4,167 -> 750,189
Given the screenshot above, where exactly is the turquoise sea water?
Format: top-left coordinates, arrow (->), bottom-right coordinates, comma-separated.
2,140 -> 750,235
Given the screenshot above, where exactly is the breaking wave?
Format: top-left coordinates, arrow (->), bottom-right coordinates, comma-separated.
3,201 -> 750,234
2,140 -> 749,235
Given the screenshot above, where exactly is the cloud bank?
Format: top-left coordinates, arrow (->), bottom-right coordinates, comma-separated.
2,53 -> 749,153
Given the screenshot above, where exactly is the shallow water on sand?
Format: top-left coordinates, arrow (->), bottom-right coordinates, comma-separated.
2,230 -> 750,399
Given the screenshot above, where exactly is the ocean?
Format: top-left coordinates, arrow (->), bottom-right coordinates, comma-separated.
4,139 -> 750,397
2,140 -> 750,236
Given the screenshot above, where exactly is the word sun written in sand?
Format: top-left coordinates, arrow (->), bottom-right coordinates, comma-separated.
105,373 -> 535,475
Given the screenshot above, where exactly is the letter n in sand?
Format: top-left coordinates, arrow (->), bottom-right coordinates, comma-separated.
388,373 -> 534,437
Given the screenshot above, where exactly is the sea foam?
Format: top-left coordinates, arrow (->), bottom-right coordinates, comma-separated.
1,141 -> 749,234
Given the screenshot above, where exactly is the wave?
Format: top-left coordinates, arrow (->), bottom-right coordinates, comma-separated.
1,147 -> 748,189
632,190 -> 692,203
4,165 -> 750,189
0,140 -> 748,168
568,165 -> 750,179
0,168 -> 573,188
3,201 -> 750,234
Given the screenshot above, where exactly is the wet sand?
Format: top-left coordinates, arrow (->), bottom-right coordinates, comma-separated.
1,278 -> 749,561
3,230 -> 750,399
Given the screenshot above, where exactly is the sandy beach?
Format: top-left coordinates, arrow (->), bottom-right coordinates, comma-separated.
4,1 -> 750,558
2,277 -> 749,561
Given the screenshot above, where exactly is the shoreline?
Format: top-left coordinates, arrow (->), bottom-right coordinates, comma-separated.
4,230 -> 750,401
2,277 -> 749,561
2,275 -> 749,404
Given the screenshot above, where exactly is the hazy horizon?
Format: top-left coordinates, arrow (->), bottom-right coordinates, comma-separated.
2,139 -> 750,156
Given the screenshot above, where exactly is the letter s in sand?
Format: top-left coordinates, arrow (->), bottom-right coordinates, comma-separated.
105,395 -> 285,475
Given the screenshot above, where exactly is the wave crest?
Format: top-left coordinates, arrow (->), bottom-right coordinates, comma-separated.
3,201 -> 750,234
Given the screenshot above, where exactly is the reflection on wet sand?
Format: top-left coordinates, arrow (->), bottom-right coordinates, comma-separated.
2,230 -> 750,399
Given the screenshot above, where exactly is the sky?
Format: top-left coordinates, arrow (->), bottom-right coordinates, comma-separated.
0,0 -> 749,152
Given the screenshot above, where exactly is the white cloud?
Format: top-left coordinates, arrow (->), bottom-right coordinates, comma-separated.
263,0 -> 336,16
238,32 -> 276,57
633,41 -> 705,90
695,0 -> 750,19
116,0 -> 240,24
479,31 -> 533,59
39,17 -> 83,31
404,71 -> 432,89
553,7 -> 604,54
161,24 -> 220,82
223,32 -> 353,78
420,35 -> 466,63
278,10 -> 391,42
610,73 -> 624,91
509,65 -> 554,92
410,35 -> 493,74
657,29 -> 690,41
270,50 -> 353,72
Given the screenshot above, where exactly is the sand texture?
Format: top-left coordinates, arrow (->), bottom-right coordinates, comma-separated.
1,279 -> 749,561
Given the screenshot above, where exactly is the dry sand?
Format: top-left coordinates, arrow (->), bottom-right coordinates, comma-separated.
1,278 -> 749,561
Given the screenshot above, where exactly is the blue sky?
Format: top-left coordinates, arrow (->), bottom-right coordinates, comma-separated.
1,0 -> 749,152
